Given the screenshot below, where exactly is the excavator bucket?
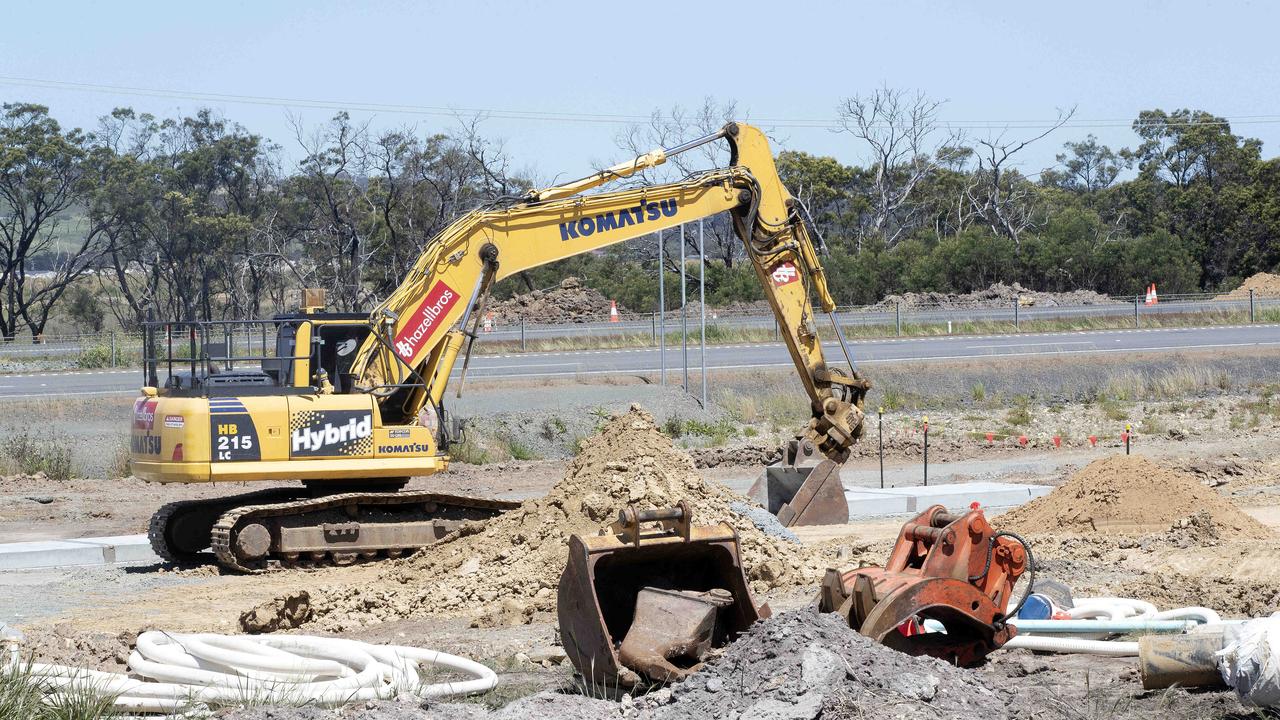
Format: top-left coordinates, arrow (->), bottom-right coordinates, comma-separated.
557,501 -> 769,688
747,439 -> 849,526
818,505 -> 1028,667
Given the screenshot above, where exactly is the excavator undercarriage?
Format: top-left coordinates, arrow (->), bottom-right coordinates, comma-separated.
150,489 -> 516,572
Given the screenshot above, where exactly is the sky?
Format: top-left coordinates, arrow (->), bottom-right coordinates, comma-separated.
3,0 -> 1280,181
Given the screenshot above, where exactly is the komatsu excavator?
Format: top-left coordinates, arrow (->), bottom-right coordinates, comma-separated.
129,122 -> 869,572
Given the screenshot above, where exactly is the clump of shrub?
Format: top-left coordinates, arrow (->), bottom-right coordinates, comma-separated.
76,344 -> 114,369
1,430 -> 74,480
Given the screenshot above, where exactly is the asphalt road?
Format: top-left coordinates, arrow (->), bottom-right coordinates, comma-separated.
3,323 -> 1278,398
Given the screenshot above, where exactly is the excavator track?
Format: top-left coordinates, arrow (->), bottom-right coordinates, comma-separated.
209,491 -> 519,573
148,488 -> 307,564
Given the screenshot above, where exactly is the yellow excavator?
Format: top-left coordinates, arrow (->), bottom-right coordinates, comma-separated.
129,122 -> 869,572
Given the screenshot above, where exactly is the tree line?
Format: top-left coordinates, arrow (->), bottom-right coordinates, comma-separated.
1,93 -> 1277,338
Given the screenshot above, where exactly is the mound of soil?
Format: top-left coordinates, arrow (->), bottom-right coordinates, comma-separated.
688,444 -> 783,468
1117,573 -> 1280,620
872,281 -> 1109,310
638,610 -> 1028,719
309,406 -> 848,630
1219,272 -> 1280,299
488,277 -> 628,323
998,455 -> 1272,537
1173,457 -> 1275,488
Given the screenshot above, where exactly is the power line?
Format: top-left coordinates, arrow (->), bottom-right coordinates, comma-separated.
2,74 -> 1280,132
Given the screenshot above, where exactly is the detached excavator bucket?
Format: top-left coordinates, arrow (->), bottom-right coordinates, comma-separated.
747,439 -> 849,527
557,501 -> 769,688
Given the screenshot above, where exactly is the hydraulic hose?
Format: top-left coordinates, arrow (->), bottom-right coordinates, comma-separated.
18,631 -> 497,714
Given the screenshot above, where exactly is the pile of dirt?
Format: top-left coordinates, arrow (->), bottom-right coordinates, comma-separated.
239,590 -> 314,633
1117,573 -> 1280,620
872,281 -> 1109,310
688,444 -> 783,468
998,455 -> 1273,537
488,277 -> 629,323
309,406 -> 849,631
1173,456 -> 1274,488
635,610 -> 1026,719
1218,271 -> 1280,299
22,625 -> 136,673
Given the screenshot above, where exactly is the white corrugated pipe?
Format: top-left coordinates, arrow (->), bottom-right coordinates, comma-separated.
1003,635 -> 1141,656
1003,597 -> 1226,656
18,631 -> 497,714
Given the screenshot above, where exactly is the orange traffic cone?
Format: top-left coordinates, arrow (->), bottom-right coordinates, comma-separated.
1144,284 -> 1154,306
1151,283 -> 1158,304
609,300 -> 619,323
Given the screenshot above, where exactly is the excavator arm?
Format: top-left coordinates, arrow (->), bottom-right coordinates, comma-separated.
351,123 -> 868,462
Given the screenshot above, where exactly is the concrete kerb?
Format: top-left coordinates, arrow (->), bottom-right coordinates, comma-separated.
846,481 -> 1052,519
0,534 -> 156,570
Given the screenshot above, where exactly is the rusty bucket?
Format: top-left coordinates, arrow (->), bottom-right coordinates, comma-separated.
557,502 -> 769,688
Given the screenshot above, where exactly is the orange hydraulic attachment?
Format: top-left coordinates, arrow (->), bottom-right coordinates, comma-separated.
818,504 -> 1027,666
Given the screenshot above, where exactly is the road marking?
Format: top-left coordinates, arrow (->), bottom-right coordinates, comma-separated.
963,341 -> 1095,349
464,361 -> 580,370
0,389 -> 137,399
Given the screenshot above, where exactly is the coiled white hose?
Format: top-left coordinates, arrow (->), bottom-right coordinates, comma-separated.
19,631 -> 497,714
1003,596 -> 1226,656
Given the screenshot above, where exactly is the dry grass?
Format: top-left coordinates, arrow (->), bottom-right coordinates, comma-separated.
468,308 -> 1274,356
713,372 -> 809,431
0,659 -> 121,720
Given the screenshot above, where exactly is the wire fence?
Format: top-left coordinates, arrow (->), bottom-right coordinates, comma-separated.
2,290 -> 1277,369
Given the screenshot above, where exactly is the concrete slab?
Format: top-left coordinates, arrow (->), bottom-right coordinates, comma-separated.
847,481 -> 1051,518
0,534 -> 155,570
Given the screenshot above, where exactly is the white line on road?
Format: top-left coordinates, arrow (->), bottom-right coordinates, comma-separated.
963,341 -> 1095,349
0,389 -> 137,399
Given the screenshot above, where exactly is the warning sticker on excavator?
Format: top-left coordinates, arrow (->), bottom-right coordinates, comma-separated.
770,262 -> 799,287
393,280 -> 459,361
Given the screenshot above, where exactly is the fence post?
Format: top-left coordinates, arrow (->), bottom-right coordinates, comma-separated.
110,330 -> 117,368
1250,289 -> 1256,323
895,302 -> 902,337
1134,294 -> 1141,328
520,318 -> 526,351
878,407 -> 885,489
922,415 -> 929,486
1014,297 -> 1020,332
